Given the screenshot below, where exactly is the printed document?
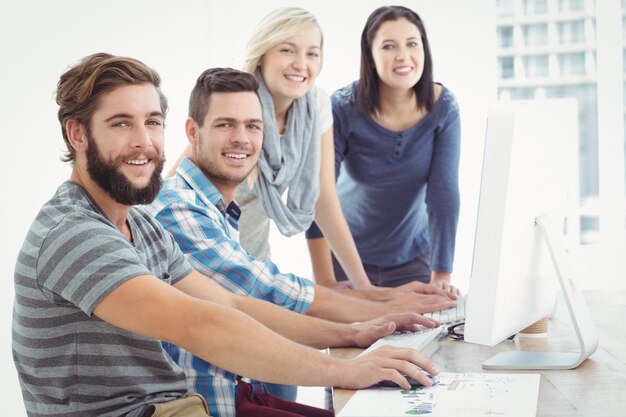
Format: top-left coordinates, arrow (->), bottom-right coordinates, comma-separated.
337,372 -> 540,417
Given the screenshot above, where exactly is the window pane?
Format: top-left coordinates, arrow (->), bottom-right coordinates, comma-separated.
559,0 -> 585,12
523,23 -> 549,46
524,0 -> 548,15
558,20 -> 585,44
499,57 -> 515,78
559,52 -> 587,75
497,0 -> 514,17
524,55 -> 550,77
580,216 -> 600,245
498,26 -> 514,48
545,84 -> 599,200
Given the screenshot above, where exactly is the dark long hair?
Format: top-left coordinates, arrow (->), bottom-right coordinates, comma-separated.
357,6 -> 434,116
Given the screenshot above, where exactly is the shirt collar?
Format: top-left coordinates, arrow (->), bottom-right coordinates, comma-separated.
177,157 -> 241,221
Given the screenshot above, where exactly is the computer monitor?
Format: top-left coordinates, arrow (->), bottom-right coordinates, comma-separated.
463,99 -> 599,370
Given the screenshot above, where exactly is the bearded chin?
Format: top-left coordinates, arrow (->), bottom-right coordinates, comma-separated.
86,138 -> 165,206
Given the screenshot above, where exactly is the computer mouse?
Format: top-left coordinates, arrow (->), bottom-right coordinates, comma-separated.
376,374 -> 440,388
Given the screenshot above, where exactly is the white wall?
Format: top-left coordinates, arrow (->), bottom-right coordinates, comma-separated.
0,1 -> 495,414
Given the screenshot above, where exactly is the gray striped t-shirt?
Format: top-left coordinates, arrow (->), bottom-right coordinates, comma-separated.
13,181 -> 193,417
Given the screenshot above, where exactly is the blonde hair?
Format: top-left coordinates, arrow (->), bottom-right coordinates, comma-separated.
242,7 -> 323,188
243,7 -> 324,74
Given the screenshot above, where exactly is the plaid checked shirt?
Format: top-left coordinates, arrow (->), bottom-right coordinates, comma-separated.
146,158 -> 315,417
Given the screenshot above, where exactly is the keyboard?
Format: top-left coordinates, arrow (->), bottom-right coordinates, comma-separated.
423,294 -> 466,325
359,326 -> 445,358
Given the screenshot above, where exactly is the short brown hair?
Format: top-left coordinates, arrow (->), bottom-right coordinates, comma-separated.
188,67 -> 259,127
56,52 -> 168,162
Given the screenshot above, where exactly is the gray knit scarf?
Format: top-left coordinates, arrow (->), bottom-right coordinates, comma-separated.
253,71 -> 321,236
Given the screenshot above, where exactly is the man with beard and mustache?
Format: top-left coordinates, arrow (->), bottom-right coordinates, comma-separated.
148,67 -> 454,417
84,123 -> 165,206
12,54 -> 440,417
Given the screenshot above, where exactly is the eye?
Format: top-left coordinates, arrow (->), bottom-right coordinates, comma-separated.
216,122 -> 232,128
247,123 -> 262,131
146,119 -> 162,126
112,121 -> 130,128
408,41 -> 420,48
307,51 -> 320,58
382,44 -> 395,50
280,48 -> 295,55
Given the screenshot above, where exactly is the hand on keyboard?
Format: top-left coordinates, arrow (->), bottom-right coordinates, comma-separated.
385,291 -> 457,315
359,326 -> 445,357
362,281 -> 458,302
430,272 -> 462,299
422,294 -> 466,325
352,312 -> 440,348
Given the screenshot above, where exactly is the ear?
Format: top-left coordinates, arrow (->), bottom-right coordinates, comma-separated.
185,117 -> 199,145
66,119 -> 88,152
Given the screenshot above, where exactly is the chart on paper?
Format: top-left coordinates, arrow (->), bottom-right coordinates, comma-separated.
337,372 -> 540,417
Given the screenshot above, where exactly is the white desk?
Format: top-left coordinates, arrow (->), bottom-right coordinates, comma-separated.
331,290 -> 626,417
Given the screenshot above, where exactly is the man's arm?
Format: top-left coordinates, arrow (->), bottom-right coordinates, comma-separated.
173,271 -> 433,348
153,193 -> 454,324
93,272 -> 438,389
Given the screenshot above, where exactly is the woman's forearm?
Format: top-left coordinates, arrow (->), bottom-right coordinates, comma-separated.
306,236 -> 339,287
314,191 -> 372,289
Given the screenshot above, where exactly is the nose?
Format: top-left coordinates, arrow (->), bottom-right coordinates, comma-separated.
231,123 -> 251,145
292,52 -> 307,70
395,46 -> 408,61
130,125 -> 153,149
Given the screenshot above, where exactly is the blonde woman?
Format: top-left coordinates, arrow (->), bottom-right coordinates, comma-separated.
235,7 -> 378,293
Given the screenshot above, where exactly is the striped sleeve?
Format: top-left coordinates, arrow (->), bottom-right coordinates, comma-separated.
37,211 -> 151,315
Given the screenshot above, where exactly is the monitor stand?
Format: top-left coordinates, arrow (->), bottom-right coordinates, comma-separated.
483,215 -> 599,370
